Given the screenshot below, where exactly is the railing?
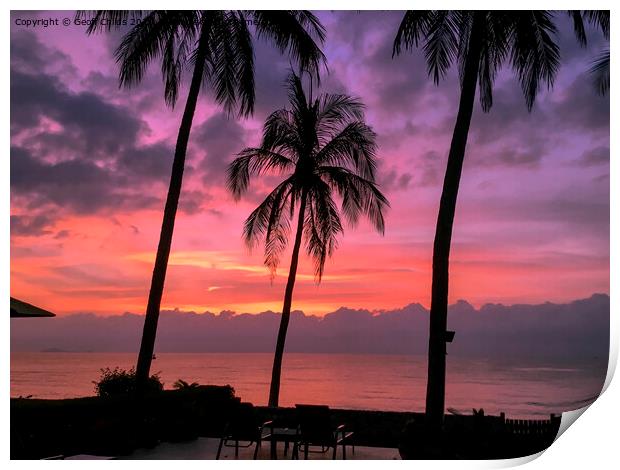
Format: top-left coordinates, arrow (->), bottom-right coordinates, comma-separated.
500,412 -> 561,436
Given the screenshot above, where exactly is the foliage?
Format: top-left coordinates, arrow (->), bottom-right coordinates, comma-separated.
80,10 -> 326,113
227,72 -> 389,280
173,379 -> 200,390
93,367 -> 163,397
393,11 -> 563,112
590,49 -> 610,95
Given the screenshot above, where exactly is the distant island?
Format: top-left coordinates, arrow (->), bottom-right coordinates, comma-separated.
14,294 -> 609,361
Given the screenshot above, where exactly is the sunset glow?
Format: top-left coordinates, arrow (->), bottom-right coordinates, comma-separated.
10,11 -> 609,317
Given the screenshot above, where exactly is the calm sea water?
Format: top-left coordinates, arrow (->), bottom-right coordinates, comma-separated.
10,352 -> 607,419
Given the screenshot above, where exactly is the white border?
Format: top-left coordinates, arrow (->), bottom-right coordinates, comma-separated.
3,1 -> 617,468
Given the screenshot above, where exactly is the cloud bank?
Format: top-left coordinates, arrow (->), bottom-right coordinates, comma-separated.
11,294 -> 609,361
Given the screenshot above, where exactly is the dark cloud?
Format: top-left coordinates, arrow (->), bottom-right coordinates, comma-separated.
576,145 -> 609,167
192,112 -> 246,183
465,69 -> 608,170
178,189 -> 214,215
10,29 -> 78,78
117,143 -> 173,181
379,166 -> 413,192
252,37 -> 295,117
462,193 -> 609,242
553,72 -> 610,134
11,69 -> 143,157
10,213 -> 56,236
415,151 -> 442,187
10,146 -> 161,214
9,12 -> 610,234
379,149 -> 442,192
482,146 -> 543,170
54,229 -> 71,239
328,11 -> 448,117
80,70 -> 123,98
9,31 -> 183,219
10,294 -> 609,361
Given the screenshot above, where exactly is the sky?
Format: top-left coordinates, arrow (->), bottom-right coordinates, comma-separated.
10,11 -> 610,317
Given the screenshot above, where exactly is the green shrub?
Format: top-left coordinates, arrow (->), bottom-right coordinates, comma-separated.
94,367 -> 163,397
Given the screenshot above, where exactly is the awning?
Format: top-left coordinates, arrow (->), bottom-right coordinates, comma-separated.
10,297 -> 56,318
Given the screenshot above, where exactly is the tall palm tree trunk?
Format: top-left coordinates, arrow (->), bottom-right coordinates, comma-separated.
268,191 -> 308,407
425,17 -> 483,426
135,23 -> 209,389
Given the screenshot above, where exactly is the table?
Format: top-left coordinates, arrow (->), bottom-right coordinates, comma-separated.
269,427 -> 300,459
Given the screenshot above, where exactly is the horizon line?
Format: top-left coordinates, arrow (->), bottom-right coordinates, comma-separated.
29,292 -> 609,319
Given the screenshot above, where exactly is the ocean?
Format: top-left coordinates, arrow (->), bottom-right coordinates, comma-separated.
10,352 -> 607,419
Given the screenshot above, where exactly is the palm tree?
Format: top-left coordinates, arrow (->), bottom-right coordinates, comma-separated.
568,11 -> 610,94
227,73 -> 389,407
83,11 -> 326,389
392,11 -> 574,426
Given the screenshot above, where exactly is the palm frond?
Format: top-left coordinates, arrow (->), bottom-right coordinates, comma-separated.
423,11 -> 462,84
509,11 -> 560,110
590,49 -> 610,95
567,11 -> 588,46
242,177 -> 294,251
318,166 -> 389,233
393,10 -> 434,56
315,122 -> 378,180
304,180 -> 343,280
455,11 -> 474,85
395,10 -> 565,113
262,109 -> 302,155
583,10 -> 610,40
263,181 -> 294,275
285,73 -> 310,116
203,11 -> 255,117
252,11 -> 327,81
228,11 -> 256,116
114,11 -> 198,105
228,71 -> 388,283
161,25 -> 191,107
227,147 -> 295,199
315,94 -> 366,144
475,12 -> 511,112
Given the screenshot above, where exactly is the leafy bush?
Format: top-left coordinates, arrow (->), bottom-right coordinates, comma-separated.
94,367 -> 163,397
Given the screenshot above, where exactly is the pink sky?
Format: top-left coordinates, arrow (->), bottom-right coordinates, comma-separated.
10,11 -> 609,316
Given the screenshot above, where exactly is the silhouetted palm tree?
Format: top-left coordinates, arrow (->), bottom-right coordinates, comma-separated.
393,11 -> 573,426
227,73 -> 389,407
84,11 -> 326,388
568,11 -> 610,94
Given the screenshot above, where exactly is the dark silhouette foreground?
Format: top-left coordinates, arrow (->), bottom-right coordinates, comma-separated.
11,388 -> 561,460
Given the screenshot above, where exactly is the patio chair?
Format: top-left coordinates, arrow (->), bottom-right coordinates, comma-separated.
216,402 -> 272,460
292,404 -> 354,459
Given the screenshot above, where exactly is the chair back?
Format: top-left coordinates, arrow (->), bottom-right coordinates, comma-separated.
226,402 -> 260,441
295,404 -> 334,445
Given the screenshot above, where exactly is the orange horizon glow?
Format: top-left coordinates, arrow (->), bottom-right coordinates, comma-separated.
10,12 -> 609,318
